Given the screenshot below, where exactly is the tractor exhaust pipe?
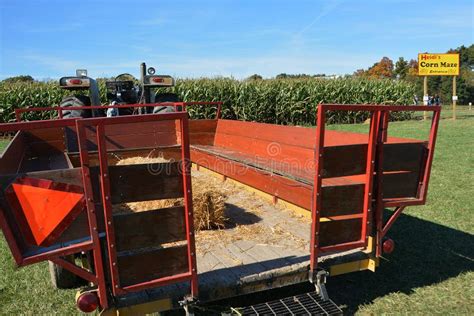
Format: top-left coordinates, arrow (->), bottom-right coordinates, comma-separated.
140,62 -> 146,84
140,62 -> 151,105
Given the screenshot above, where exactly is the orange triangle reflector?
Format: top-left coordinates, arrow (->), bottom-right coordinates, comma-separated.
6,177 -> 85,247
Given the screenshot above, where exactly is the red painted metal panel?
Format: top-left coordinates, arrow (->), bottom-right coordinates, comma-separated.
21,240 -> 94,266
375,111 -> 388,257
360,111 -> 380,247
418,109 -> 441,202
0,118 -> 77,132
381,206 -> 406,238
180,116 -> 199,298
95,123 -> 122,296
310,105 -> 325,272
323,104 -> 441,112
75,120 -> 110,309
5,177 -> 84,246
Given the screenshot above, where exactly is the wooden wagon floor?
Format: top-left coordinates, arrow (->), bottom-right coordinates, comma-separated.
195,170 -> 309,279
194,182 -> 312,301
117,169 -> 365,306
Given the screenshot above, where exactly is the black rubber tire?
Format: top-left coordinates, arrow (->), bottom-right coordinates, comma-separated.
48,256 -> 85,289
153,93 -> 181,113
60,95 -> 92,118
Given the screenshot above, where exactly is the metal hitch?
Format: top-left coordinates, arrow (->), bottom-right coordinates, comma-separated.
180,295 -> 198,316
309,269 -> 329,301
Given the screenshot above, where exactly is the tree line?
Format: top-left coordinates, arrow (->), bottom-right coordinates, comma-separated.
353,44 -> 473,105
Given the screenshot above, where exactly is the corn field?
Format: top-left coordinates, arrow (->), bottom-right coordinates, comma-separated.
0,77 -> 415,124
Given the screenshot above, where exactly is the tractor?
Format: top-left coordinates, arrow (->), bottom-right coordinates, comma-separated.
58,62 -> 179,118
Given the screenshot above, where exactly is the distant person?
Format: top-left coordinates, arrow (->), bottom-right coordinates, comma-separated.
435,95 -> 440,106
413,94 -> 419,105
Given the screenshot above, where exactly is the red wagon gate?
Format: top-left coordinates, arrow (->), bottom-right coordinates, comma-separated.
75,113 -> 198,298
309,104 -> 440,282
0,112 -> 198,310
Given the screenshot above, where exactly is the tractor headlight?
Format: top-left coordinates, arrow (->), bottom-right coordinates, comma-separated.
76,69 -> 88,77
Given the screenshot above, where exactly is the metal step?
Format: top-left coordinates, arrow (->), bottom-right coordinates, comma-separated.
237,292 -> 342,315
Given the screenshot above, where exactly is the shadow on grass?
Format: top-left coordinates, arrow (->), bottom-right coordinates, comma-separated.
200,211 -> 473,315
328,211 -> 474,314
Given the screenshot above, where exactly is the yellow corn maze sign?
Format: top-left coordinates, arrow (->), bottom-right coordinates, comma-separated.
418,53 -> 460,76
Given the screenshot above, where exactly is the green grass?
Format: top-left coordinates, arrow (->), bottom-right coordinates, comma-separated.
0,139 -> 9,153
1,108 -> 473,314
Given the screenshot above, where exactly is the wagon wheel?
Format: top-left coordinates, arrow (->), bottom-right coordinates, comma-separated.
49,255 -> 86,289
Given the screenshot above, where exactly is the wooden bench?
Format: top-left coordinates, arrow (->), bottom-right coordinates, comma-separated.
188,119 -> 427,209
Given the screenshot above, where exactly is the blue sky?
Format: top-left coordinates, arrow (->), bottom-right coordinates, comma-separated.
0,0 -> 472,80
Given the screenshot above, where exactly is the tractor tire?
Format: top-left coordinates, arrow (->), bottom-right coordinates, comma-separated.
60,95 -> 92,118
48,256 -> 85,289
153,93 -> 181,113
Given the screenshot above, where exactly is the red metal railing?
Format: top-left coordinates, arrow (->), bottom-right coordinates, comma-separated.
309,104 -> 441,275
14,101 -> 223,122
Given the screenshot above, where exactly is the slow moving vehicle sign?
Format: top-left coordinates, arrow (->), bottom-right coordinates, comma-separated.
418,53 -> 460,76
